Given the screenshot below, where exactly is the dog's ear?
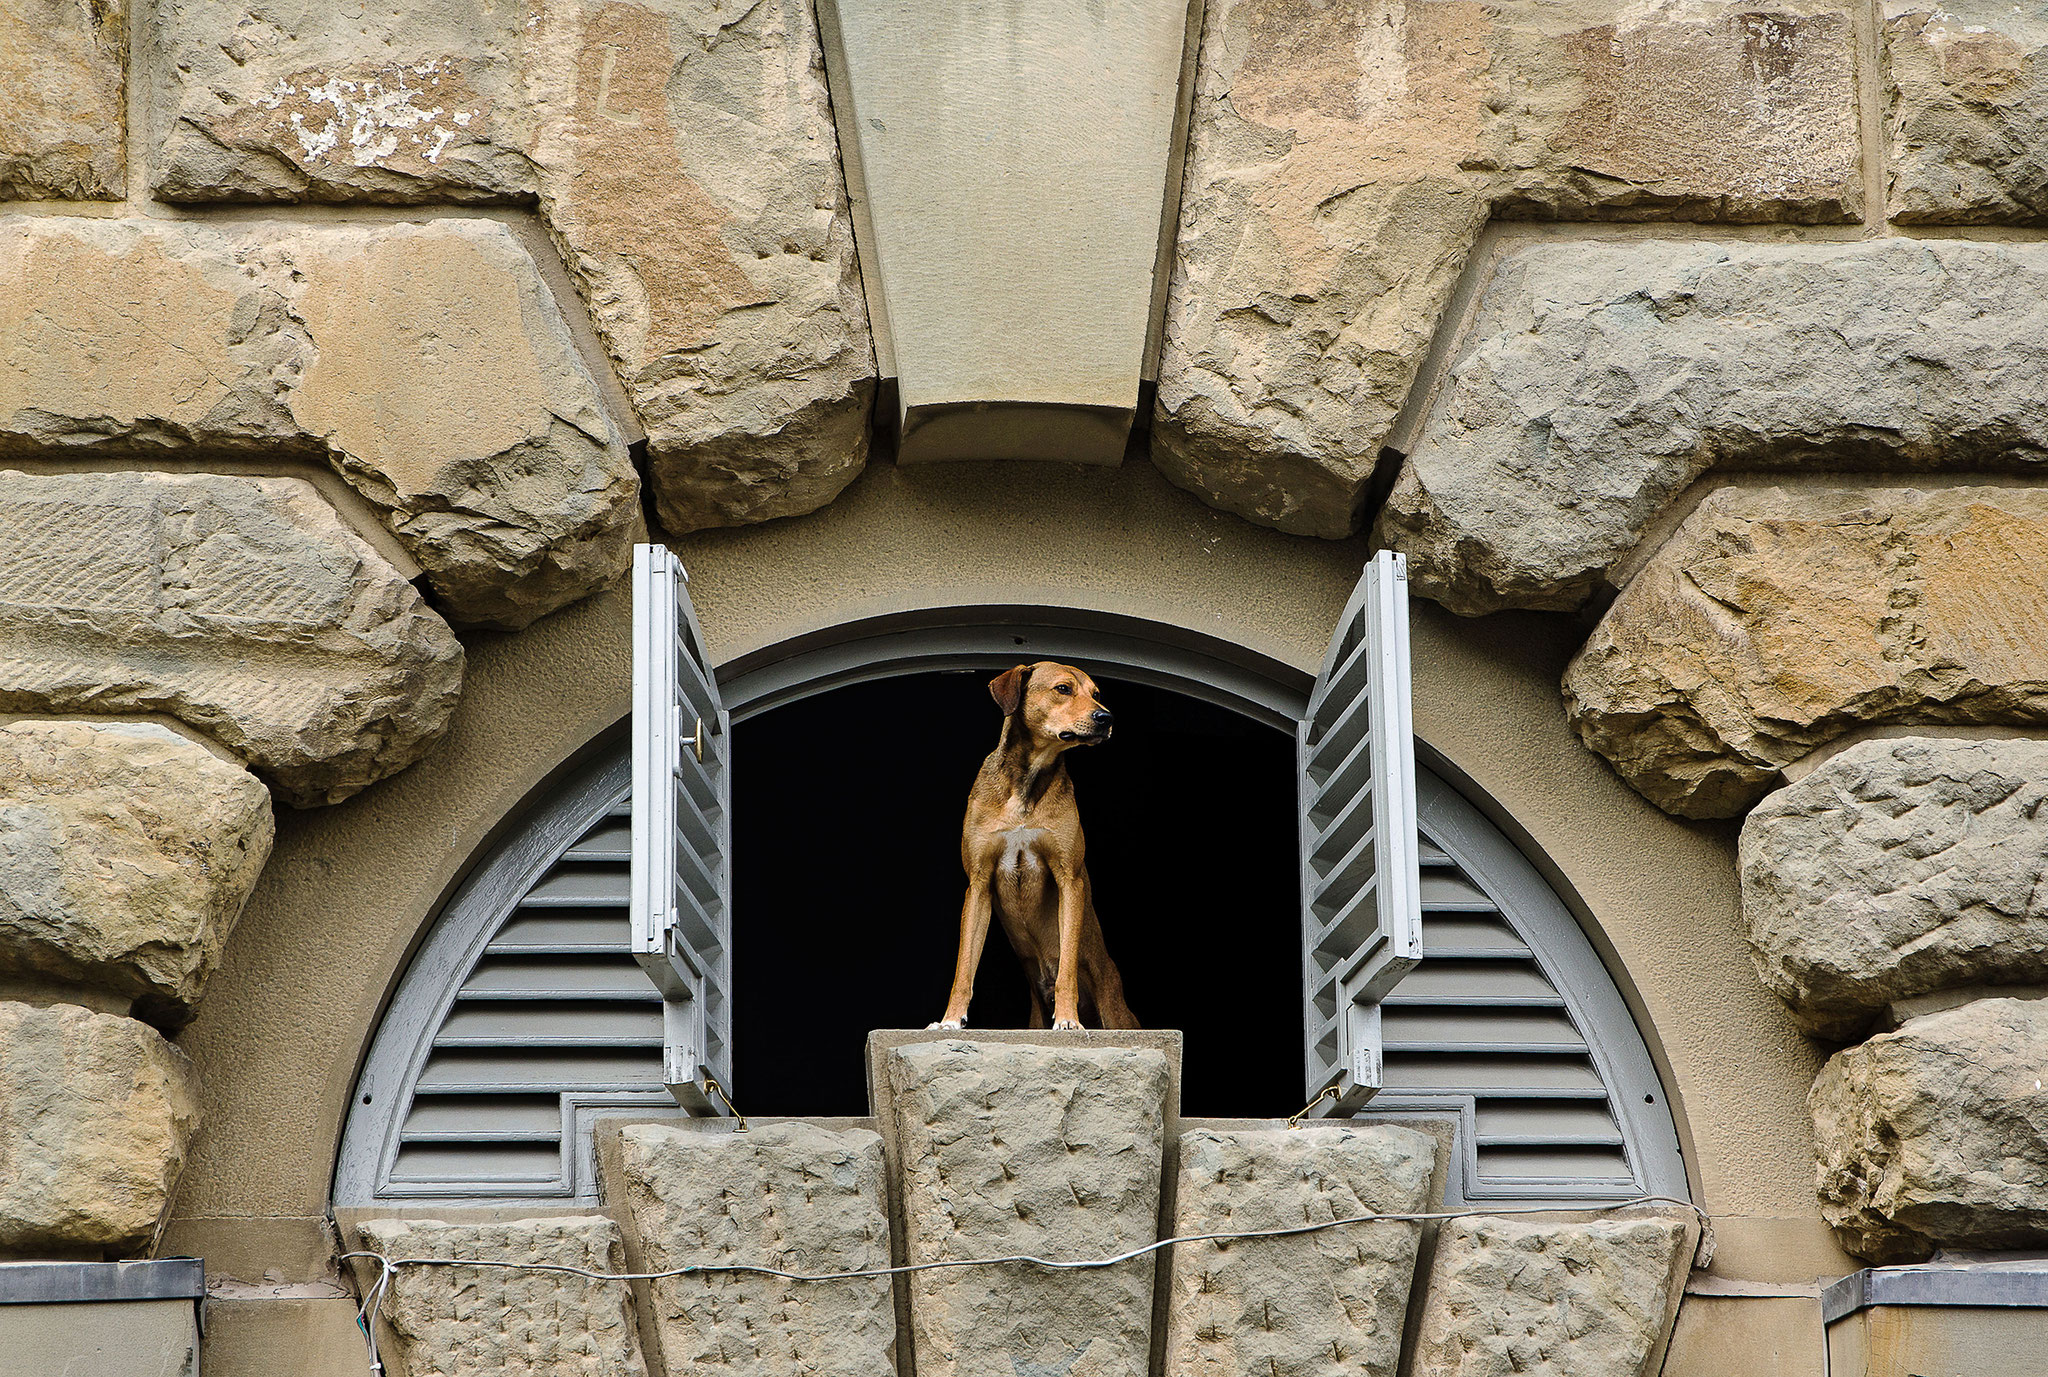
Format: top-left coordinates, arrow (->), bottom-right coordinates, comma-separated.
989,664 -> 1030,716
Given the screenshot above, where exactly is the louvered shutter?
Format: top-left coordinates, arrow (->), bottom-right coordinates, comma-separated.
1300,550 -> 1421,1111
631,544 -> 734,1113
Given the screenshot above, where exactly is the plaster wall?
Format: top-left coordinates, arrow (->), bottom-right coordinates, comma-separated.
163,457 -> 1848,1303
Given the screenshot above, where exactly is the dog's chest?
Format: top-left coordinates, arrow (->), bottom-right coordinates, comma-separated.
994,826 -> 1049,877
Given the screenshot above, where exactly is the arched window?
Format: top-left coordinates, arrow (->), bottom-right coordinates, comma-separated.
335,610 -> 1686,1210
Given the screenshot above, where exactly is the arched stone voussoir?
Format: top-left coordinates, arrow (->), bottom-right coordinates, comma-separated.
0,214 -> 640,630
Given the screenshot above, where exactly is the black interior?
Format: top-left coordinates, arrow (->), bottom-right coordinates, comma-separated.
730,670 -> 1304,1118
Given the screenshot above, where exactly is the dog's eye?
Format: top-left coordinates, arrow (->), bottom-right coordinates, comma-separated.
1054,683 -> 1073,695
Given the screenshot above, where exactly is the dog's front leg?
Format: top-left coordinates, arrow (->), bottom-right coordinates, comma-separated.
932,877 -> 993,1029
1050,870 -> 1085,1030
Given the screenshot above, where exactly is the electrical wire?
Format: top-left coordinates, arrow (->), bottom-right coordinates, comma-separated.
338,1195 -> 1706,1374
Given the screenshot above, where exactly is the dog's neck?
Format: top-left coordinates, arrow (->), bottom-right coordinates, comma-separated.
996,717 -> 1068,804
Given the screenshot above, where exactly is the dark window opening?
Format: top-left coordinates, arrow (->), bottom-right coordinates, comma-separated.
731,672 -> 1303,1117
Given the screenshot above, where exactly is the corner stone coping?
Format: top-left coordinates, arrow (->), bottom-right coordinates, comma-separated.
1380,237 -> 2048,616
0,213 -> 638,629
1164,1125 -> 1438,1377
612,1120 -> 895,1377
886,1039 -> 1171,1377
353,1216 -> 649,1377
0,469 -> 464,808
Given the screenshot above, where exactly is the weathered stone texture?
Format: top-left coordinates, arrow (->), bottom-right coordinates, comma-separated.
0,215 -> 637,628
1812,998 -> 2048,1262
354,1217 -> 648,1377
1564,486 -> 2048,819
0,0 -> 125,200
0,471 -> 464,808
1885,2 -> 2048,224
0,1001 -> 200,1255
1409,1210 -> 1693,1377
528,0 -> 875,533
1155,0 -> 1859,540
1743,737 -> 2048,1040
149,0 -> 538,204
1164,1126 -> 1436,1377
613,1121 -> 895,1377
0,721 -> 272,1024
888,1040 -> 1169,1377
1380,238 -> 2048,616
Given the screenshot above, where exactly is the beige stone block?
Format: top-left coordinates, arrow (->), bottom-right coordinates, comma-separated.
0,1300 -> 199,1377
148,0 -> 538,204
1564,486 -> 2048,819
1885,2 -> 2048,224
887,1039 -> 1169,1377
1163,1125 -> 1436,1377
201,1297 -> 374,1377
353,1217 -> 648,1377
1408,1209 -> 1695,1377
1812,998 -> 2048,1262
0,214 -> 638,629
529,0 -> 876,532
0,0 -> 125,200
1828,1303 -> 2048,1377
0,720 -> 271,1023
610,1121 -> 894,1377
0,1002 -> 200,1255
1661,1295 -> 1825,1377
0,470 -> 463,808
1155,0 -> 1859,540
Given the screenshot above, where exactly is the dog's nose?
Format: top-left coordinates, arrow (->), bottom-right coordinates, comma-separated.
1092,709 -> 1113,727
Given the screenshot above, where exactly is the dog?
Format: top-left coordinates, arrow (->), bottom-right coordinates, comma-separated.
930,661 -> 1139,1031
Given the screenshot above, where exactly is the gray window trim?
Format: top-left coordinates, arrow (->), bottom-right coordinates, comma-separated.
336,604 -> 1688,1208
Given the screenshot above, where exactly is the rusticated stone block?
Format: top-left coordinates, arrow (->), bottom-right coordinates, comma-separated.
1813,998 -> 2048,1262
1156,0 -> 1858,540
1164,1126 -> 1436,1377
1409,1210 -> 1694,1377
1886,2 -> 2048,224
1379,237 -> 2048,616
0,720 -> 271,1024
0,215 -> 637,628
611,1121 -> 895,1377
149,0 -> 538,204
0,471 -> 463,808
1564,486 -> 2048,819
888,1040 -> 1169,1377
354,1217 -> 648,1377
1743,737 -> 2048,1040
0,1001 -> 200,1255
529,0 -> 875,533
0,0 -> 125,200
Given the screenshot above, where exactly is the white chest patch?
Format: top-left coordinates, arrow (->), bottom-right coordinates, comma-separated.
997,828 -> 1047,875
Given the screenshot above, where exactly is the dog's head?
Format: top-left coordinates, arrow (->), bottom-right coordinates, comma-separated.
989,661 -> 1113,749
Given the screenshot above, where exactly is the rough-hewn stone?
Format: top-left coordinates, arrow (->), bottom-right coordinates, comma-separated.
1886,2 -> 2048,224
0,215 -> 637,628
1164,1126 -> 1436,1377
1380,237 -> 2048,615
353,1217 -> 648,1377
0,0 -> 125,200
528,0 -> 875,532
1564,486 -> 2048,819
1155,0 -> 1859,539
0,1001 -> 200,1255
0,720 -> 272,1024
149,0 -> 537,203
1812,998 -> 2048,1262
0,470 -> 463,808
1742,737 -> 2048,1040
612,1121 -> 895,1377
1409,1210 -> 1694,1377
887,1040 -> 1169,1377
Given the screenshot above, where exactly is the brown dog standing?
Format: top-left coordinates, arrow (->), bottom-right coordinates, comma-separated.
931,661 -> 1139,1031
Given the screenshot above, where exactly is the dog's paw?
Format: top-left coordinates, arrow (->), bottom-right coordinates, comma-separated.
926,1019 -> 965,1031
1052,1018 -> 1083,1031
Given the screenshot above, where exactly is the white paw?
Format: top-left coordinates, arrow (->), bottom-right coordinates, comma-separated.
1053,1018 -> 1083,1031
926,1019 -> 965,1031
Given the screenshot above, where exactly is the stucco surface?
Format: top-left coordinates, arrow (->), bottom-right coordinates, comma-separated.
166,460 -> 1819,1264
